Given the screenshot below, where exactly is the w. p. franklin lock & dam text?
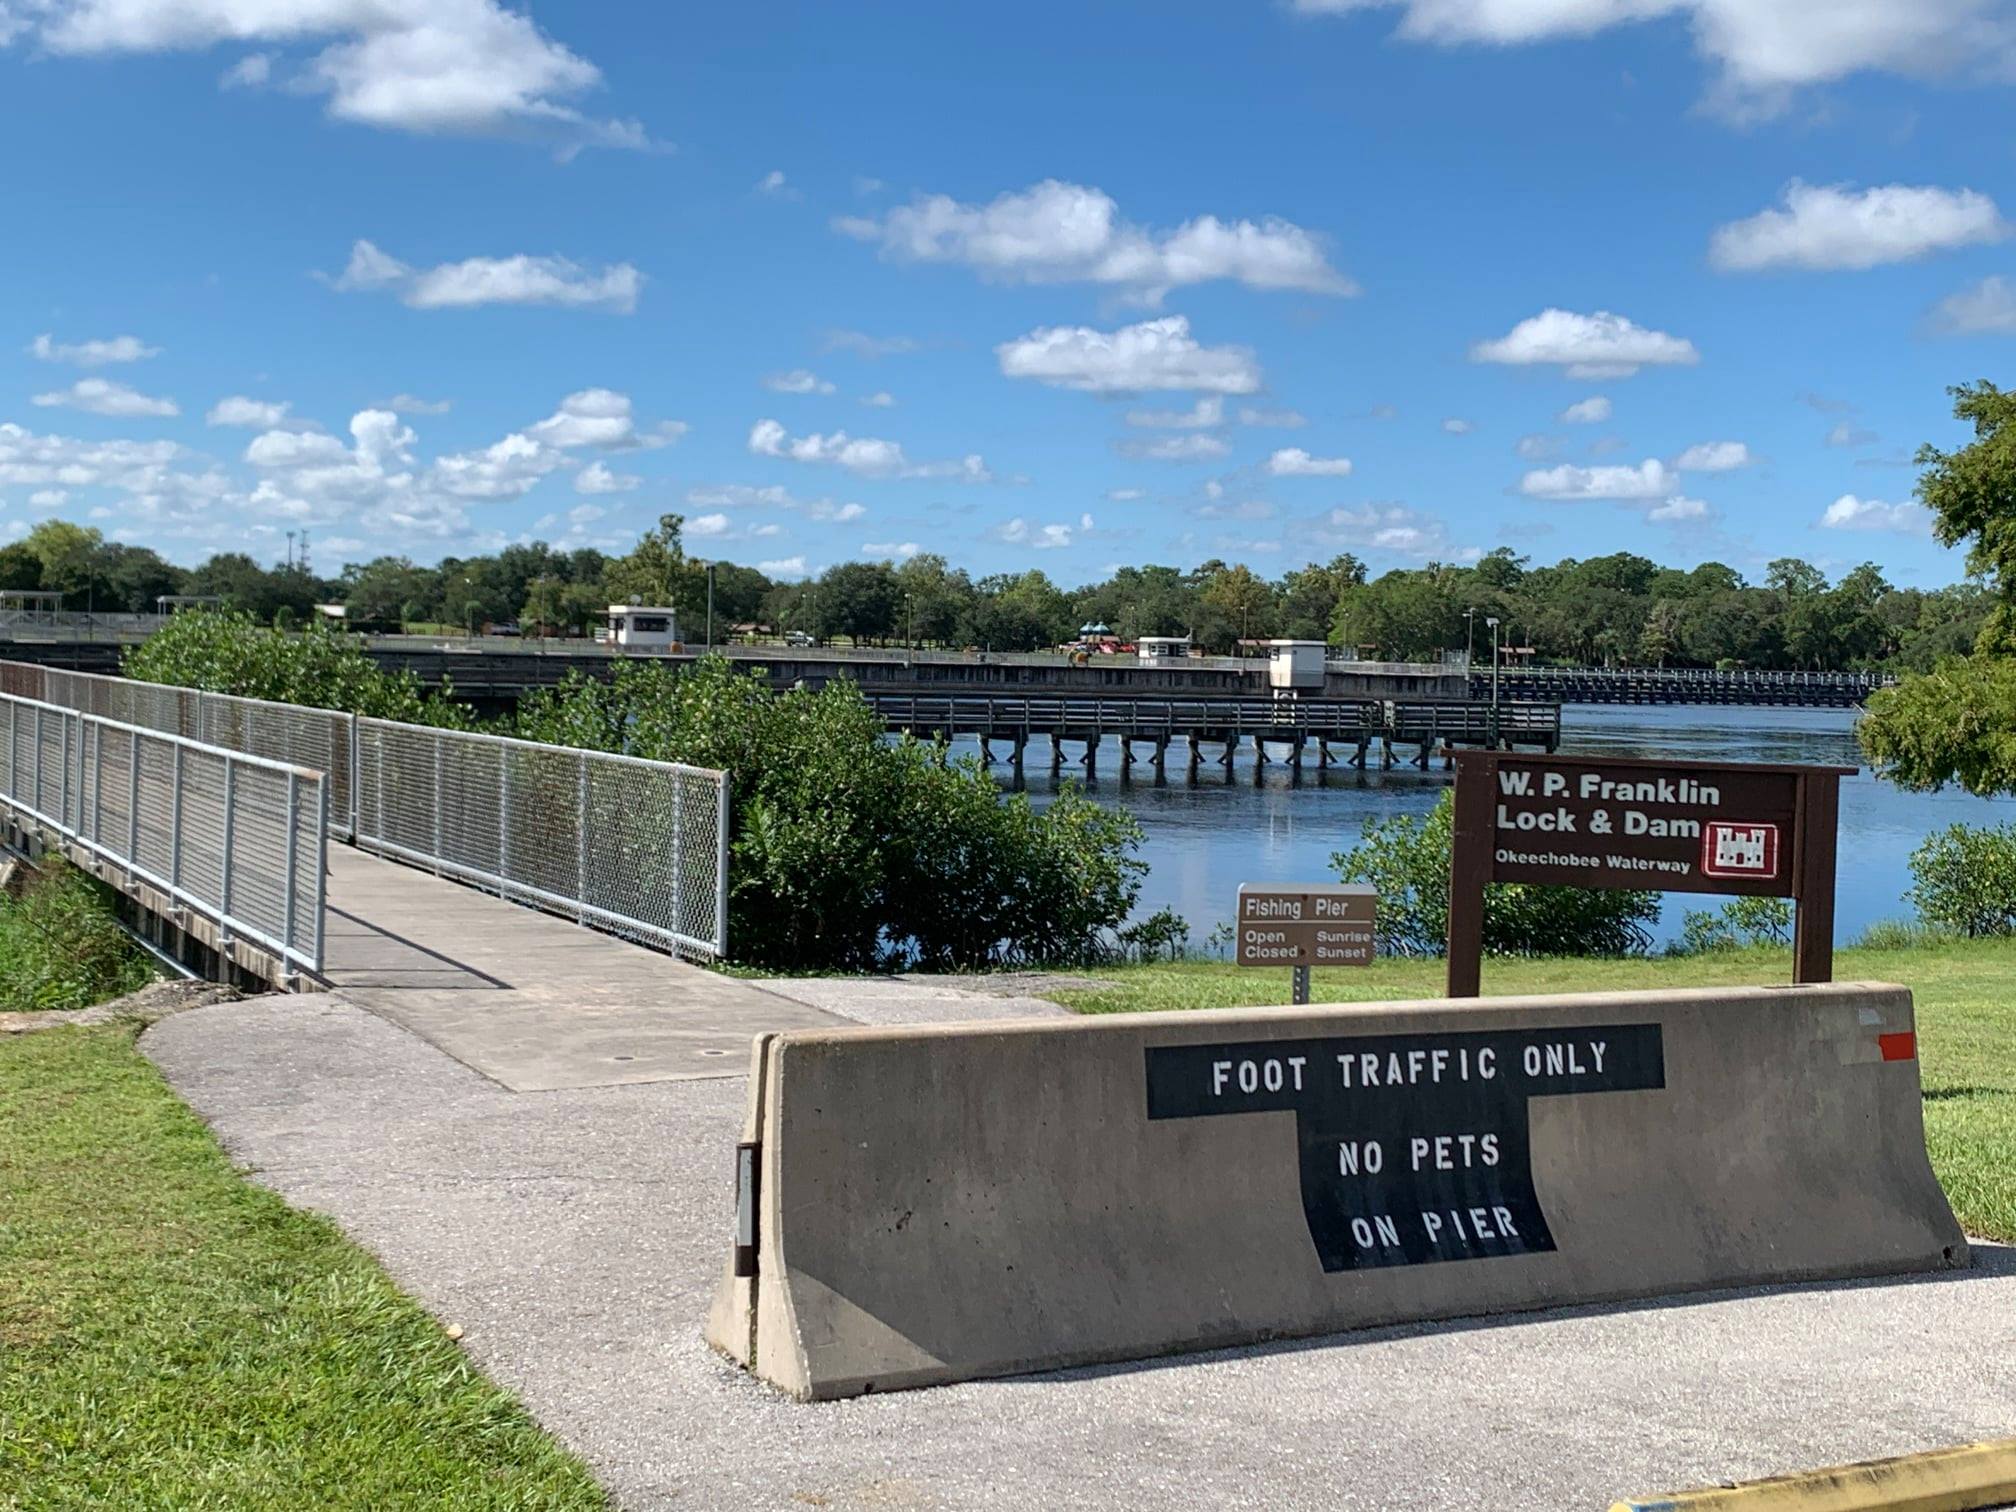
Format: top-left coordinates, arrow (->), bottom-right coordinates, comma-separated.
1145,1026 -> 1665,1272
1486,760 -> 1799,895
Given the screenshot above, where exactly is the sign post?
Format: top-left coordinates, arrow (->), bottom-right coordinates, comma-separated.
1237,883 -> 1376,1005
1446,751 -> 1850,997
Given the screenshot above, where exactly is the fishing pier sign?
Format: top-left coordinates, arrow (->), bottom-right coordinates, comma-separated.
1446,750 -> 1852,995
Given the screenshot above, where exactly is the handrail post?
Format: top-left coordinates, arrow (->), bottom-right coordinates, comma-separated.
576,752 -> 589,923
671,773 -> 685,953
715,774 -> 729,959
313,777 -> 329,972
127,728 -> 140,887
219,757 -> 236,947
283,769 -> 299,966
170,742 -> 184,895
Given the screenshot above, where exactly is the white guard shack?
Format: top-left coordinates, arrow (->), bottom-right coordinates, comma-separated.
606,604 -> 682,651
1136,635 -> 1193,665
1266,639 -> 1328,691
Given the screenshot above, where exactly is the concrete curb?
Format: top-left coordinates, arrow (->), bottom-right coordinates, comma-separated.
1611,1436 -> 2016,1510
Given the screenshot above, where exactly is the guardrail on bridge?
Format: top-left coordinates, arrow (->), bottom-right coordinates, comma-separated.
0,691 -> 328,976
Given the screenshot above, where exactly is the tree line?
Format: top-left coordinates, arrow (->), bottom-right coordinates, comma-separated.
3,510 -> 1982,672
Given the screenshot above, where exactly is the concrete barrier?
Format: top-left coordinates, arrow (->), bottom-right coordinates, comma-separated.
705,983 -> 1967,1400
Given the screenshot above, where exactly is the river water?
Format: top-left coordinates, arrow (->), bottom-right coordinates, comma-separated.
977,704 -> 2012,949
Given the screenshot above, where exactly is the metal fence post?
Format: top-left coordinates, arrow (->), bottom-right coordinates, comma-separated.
170,742 -> 184,895
127,727 -> 140,887
671,773 -> 684,953
498,741 -> 510,883
314,777 -> 329,973
433,736 -> 444,861
282,770 -> 300,967
576,752 -> 589,922
715,772 -> 729,959
219,757 -> 236,938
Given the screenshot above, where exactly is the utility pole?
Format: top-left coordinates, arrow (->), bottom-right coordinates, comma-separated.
1464,606 -> 1476,669
1486,615 -> 1502,746
705,561 -> 716,651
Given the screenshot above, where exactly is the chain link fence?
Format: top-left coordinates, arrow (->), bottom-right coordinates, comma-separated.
0,658 -> 731,960
0,691 -> 327,974
355,718 -> 728,959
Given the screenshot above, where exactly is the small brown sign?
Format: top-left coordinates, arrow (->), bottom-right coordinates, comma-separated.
1445,750 -> 1851,998
1237,884 -> 1376,967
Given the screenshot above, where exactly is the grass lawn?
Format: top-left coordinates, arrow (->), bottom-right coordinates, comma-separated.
0,1024 -> 607,1511
1051,939 -> 2016,1245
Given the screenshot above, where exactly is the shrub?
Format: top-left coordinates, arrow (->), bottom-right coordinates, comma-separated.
516,658 -> 1146,971
1673,895 -> 1793,955
0,862 -> 154,1011
1331,791 -> 1659,958
125,611 -> 466,725
1907,822 -> 2016,937
1852,918 -> 1951,951
1117,907 -> 1190,964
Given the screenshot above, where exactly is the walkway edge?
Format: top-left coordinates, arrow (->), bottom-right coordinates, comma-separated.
1610,1437 -> 2016,1511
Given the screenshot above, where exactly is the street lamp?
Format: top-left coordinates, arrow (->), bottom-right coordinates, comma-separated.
705,560 -> 716,652
1464,607 -> 1476,669
1485,615 -> 1502,744
904,590 -> 915,663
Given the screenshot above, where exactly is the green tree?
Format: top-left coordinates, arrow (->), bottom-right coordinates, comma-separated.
603,513 -> 689,610
1862,382 -> 2016,793
23,520 -> 104,607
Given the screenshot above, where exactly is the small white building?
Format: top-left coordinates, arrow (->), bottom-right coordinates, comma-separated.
606,604 -> 682,651
1137,635 -> 1192,664
1265,638 -> 1328,691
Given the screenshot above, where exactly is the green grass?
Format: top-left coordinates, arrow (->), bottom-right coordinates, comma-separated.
0,863 -> 154,1013
1053,939 -> 2016,1244
0,1025 -> 607,1510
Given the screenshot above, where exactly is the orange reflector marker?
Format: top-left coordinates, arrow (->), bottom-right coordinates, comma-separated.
1878,1032 -> 1917,1062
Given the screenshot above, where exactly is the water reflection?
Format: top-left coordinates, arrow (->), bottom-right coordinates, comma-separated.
974,704 -> 2012,948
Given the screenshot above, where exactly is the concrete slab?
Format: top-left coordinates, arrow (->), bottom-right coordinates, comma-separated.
760,975 -> 1072,1024
320,845 -> 843,1090
144,996 -> 2016,1512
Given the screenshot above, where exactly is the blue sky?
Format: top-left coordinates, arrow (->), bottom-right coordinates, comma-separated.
4,1 -> 2014,587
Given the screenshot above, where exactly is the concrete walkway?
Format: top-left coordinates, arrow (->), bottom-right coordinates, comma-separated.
145,992 -> 2016,1512
320,845 -> 844,1090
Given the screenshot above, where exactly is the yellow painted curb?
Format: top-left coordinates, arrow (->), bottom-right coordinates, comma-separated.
1612,1437 -> 2016,1512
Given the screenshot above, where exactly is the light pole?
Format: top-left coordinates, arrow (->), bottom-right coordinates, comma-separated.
1464,607 -> 1476,669
1486,615 -> 1502,745
904,590 -> 915,664
705,561 -> 716,651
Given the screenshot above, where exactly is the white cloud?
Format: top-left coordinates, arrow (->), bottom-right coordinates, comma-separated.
29,488 -> 69,507
327,240 -> 642,312
1930,275 -> 2016,335
13,0 -> 648,151
206,395 -> 291,428
525,388 -> 680,450
245,429 -> 350,467
1710,181 -> 2007,272
862,540 -> 921,558
748,418 -> 990,481
1559,395 -> 1611,424
997,316 -> 1261,394
821,330 -> 920,358
815,500 -> 867,523
687,512 -> 732,536
380,393 -> 452,414
861,391 -> 896,408
1520,459 -> 1677,500
31,377 -> 179,418
1648,496 -> 1711,522
1821,494 -> 1932,533
764,368 -> 836,395
995,516 -> 1076,550
1516,433 -> 1561,460
1826,421 -> 1879,448
1442,417 -> 1474,434
575,460 -> 640,494
1239,406 -> 1306,428
1126,396 -> 1224,429
1107,487 -> 1146,502
1120,434 -> 1231,462
760,555 -> 809,579
1675,440 -> 1753,471
28,332 -> 157,366
836,178 -> 1354,303
1319,502 -> 1474,561
219,50 -> 270,87
1267,447 -> 1353,477
1471,309 -> 1700,379
1291,0 -> 2016,117
1192,497 -> 1277,521
756,169 -> 792,196
430,431 -> 564,500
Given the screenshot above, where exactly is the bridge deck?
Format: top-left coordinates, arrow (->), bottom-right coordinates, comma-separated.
318,845 -> 840,1092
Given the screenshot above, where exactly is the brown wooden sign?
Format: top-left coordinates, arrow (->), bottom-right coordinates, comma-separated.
1446,750 -> 1851,997
1237,884 -> 1376,968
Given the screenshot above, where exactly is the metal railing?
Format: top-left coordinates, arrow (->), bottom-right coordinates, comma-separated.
0,691 -> 327,975
866,693 -> 1562,743
0,658 -> 733,960
353,719 -> 728,959
11,664 -> 356,839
